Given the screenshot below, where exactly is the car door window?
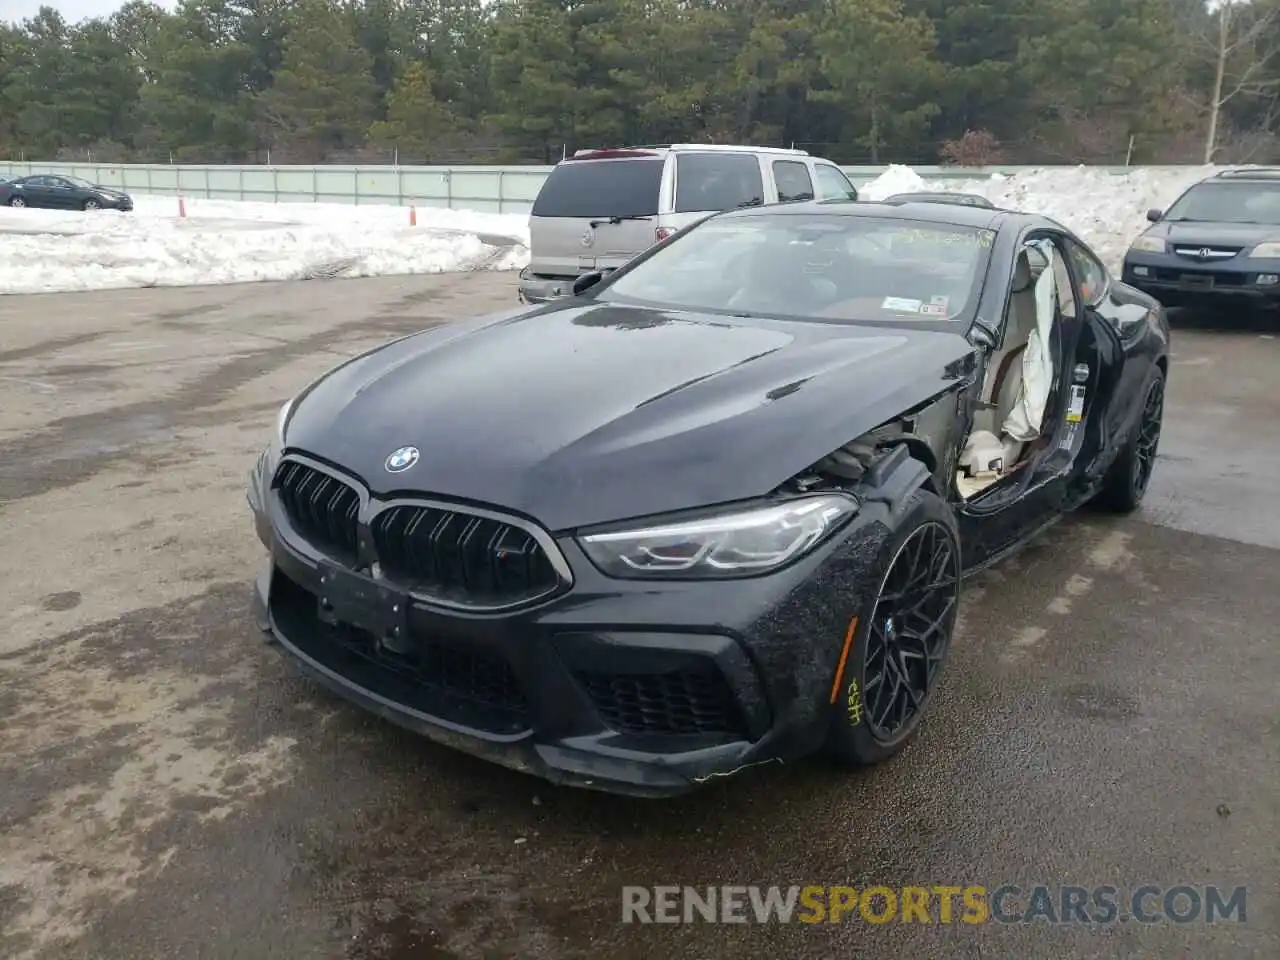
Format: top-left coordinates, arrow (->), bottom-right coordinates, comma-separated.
813,164 -> 858,201
673,153 -> 765,213
773,160 -> 815,203
1064,238 -> 1108,307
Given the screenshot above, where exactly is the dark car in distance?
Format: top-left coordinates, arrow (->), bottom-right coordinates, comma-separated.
0,174 -> 134,211
1122,167 -> 1280,312
247,198 -> 1169,797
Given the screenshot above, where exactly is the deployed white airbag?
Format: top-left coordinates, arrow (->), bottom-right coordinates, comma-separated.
1001,243 -> 1057,442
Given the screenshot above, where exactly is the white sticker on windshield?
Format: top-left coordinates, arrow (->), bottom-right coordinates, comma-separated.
919,303 -> 948,316
882,296 -> 922,312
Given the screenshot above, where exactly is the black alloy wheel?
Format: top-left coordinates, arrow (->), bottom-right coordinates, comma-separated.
1096,367 -> 1166,513
1130,373 -> 1165,499
825,487 -> 961,767
861,520 -> 960,742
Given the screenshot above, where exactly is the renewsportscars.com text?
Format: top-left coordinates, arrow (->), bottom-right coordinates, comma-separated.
621,884 -> 1248,925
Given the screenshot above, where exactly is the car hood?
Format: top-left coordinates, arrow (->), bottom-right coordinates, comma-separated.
284,302 -> 976,530
1145,221 -> 1280,247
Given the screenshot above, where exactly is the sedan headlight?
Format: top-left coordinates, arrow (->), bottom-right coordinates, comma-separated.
259,397 -> 293,478
1129,236 -> 1165,254
1248,241 -> 1280,258
275,397 -> 293,446
578,495 -> 857,580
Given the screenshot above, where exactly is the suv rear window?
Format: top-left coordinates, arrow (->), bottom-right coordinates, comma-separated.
531,158 -> 664,218
674,153 -> 765,213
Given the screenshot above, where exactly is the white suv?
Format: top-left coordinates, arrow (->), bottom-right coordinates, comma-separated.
517,144 -> 860,303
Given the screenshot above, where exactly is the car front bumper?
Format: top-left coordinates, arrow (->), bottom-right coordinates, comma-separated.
1122,252 -> 1280,307
246,453 -> 892,797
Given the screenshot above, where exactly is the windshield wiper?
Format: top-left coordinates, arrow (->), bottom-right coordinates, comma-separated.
588,215 -> 653,227
736,197 -> 764,208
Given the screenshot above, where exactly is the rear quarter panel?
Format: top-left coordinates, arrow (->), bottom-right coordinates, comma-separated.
1086,280 -> 1169,477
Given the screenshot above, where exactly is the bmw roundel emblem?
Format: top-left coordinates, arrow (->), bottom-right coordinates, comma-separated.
384,445 -> 420,473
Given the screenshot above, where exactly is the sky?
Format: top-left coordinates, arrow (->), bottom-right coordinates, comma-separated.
1,0 -> 174,25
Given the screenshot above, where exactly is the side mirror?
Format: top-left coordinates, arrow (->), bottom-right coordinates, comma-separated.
1145,208 -> 1162,223
572,268 -> 614,296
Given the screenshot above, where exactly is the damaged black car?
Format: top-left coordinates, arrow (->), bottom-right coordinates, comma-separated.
247,199 -> 1170,797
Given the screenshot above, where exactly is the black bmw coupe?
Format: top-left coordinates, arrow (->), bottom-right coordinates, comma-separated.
247,198 -> 1169,797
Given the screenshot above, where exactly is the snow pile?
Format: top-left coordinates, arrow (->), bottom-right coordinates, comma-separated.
858,163 -> 932,201
862,163 -> 1219,270
0,197 -> 529,295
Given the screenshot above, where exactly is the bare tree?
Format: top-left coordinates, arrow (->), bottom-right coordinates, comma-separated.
1201,0 -> 1280,162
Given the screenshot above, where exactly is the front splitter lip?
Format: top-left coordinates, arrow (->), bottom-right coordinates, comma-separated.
250,567 -> 767,799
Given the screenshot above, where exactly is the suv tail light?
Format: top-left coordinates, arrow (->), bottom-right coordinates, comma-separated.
654,227 -> 674,243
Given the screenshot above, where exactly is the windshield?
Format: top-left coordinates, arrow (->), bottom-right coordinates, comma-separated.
531,158 -> 663,219
594,213 -> 995,324
1164,181 -> 1280,224
65,177 -> 96,190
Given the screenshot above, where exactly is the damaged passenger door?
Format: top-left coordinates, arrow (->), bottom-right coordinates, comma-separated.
1060,236 -> 1164,503
957,230 -> 1087,565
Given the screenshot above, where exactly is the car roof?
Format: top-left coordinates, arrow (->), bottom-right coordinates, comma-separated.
883,191 -> 995,209
1208,167 -> 1280,183
568,143 -> 811,161
723,198 -> 1012,230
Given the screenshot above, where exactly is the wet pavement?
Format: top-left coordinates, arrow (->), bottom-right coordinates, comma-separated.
0,278 -> 1276,959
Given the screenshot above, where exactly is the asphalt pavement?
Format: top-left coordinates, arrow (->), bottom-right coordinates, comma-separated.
0,276 -> 1276,959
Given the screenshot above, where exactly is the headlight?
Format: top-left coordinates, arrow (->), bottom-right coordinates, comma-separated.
577,495 -> 857,580
1248,241 -> 1280,257
275,397 -> 293,446
1129,236 -> 1165,254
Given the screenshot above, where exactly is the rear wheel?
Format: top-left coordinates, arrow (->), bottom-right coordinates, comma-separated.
83,198 -> 101,211
825,488 -> 961,766
8,196 -> 25,208
1095,368 -> 1165,513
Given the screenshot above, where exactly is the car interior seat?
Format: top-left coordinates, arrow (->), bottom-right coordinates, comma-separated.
956,249 -> 1041,497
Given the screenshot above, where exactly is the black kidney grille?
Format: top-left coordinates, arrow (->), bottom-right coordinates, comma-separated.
275,460 -> 361,560
371,504 -> 559,603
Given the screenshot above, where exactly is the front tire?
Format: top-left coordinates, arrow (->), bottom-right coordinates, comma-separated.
825,487 -> 961,766
1095,368 -> 1165,513
83,199 -> 101,211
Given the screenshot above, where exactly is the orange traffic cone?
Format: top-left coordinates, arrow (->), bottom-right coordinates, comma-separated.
409,204 -> 417,227
178,194 -> 187,218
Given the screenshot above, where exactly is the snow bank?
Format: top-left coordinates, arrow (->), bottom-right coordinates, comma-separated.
862,163 -> 1218,270
0,165 -> 1224,294
0,196 -> 529,295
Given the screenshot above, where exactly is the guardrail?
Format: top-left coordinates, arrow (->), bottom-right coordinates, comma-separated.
0,161 -> 1203,213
